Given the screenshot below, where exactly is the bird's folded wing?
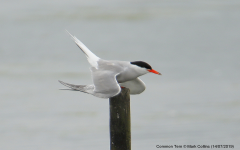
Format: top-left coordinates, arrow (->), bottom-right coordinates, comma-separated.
91,67 -> 121,98
58,80 -> 93,93
119,78 -> 146,94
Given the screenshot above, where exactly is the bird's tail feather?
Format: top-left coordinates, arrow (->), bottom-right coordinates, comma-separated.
65,30 -> 100,68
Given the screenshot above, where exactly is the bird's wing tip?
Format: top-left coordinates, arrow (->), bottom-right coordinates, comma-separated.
58,80 -> 64,84
58,80 -> 69,87
59,88 -> 78,91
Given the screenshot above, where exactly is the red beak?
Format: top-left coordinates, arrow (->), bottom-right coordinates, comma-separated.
148,69 -> 162,75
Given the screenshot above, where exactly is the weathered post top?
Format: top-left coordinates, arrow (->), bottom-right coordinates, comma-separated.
109,88 -> 131,150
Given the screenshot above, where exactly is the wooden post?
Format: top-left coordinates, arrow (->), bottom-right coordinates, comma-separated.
109,88 -> 131,150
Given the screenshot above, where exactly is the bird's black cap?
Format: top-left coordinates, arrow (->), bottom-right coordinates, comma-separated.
130,61 -> 152,70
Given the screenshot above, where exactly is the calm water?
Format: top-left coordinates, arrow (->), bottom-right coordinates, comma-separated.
1,0 -> 240,150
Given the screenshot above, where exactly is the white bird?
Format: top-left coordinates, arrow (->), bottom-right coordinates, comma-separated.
59,31 -> 161,99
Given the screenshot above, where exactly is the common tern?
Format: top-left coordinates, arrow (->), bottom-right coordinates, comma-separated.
59,31 -> 161,99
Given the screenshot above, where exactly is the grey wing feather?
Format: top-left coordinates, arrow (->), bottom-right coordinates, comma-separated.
58,80 -> 94,94
90,67 -> 121,98
59,80 -> 85,90
58,68 -> 121,98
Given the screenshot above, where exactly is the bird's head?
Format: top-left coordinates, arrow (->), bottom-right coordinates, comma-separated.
130,61 -> 161,75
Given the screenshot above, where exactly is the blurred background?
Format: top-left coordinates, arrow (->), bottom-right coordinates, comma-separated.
0,0 -> 240,149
